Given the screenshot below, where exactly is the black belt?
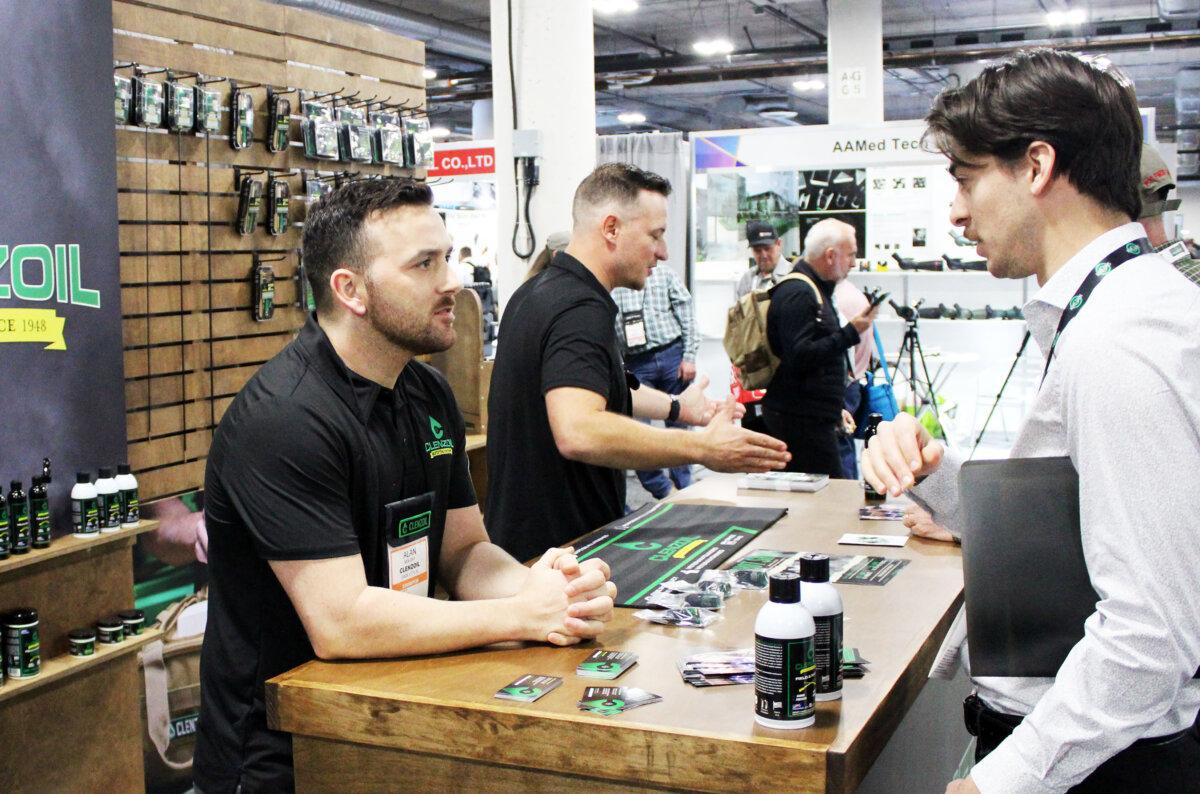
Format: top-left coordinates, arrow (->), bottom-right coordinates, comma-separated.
625,337 -> 682,361
964,694 -> 1198,751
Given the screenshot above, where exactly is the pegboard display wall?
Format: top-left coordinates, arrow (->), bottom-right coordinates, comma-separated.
112,0 -> 426,500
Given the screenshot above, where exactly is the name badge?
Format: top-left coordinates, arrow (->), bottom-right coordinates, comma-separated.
623,309 -> 647,348
386,492 -> 436,597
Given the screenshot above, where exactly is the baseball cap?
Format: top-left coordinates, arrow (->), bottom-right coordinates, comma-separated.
746,220 -> 779,247
1139,144 -> 1182,219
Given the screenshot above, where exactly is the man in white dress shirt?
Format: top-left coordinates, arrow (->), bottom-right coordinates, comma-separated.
864,49 -> 1200,793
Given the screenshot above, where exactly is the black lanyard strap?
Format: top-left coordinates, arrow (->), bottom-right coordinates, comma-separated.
1041,238 -> 1151,384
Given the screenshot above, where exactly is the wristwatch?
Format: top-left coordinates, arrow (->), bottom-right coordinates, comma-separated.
666,397 -> 681,423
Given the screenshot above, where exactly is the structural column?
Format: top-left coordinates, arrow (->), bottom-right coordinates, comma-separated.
489,0 -> 597,308
827,0 -> 884,125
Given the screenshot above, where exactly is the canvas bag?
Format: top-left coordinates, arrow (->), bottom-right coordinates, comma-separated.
724,272 -> 822,390
139,588 -> 207,789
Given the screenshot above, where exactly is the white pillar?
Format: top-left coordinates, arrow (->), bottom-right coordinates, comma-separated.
490,0 -> 596,310
471,98 -> 494,140
827,0 -> 884,125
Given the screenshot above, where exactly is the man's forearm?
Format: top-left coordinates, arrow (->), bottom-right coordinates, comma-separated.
447,540 -> 532,597
560,410 -> 698,469
323,587 -> 528,659
630,383 -> 672,420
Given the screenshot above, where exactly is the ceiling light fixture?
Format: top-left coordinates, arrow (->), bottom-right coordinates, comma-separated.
423,68 -> 438,80
593,0 -> 639,13
692,38 -> 735,57
792,78 -> 825,92
429,126 -> 451,138
1046,8 -> 1087,26
617,111 -> 647,124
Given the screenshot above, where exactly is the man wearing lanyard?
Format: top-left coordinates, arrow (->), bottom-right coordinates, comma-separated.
194,179 -> 617,794
863,50 -> 1200,793
612,264 -> 701,498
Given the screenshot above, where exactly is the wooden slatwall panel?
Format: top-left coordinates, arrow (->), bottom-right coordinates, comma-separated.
114,0 -> 425,500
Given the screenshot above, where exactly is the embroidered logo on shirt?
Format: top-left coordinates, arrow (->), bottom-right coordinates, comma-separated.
424,415 -> 453,458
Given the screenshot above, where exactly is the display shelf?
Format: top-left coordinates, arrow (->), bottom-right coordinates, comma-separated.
0,520 -> 159,578
0,626 -> 162,705
873,317 -> 1027,325
465,434 -> 486,452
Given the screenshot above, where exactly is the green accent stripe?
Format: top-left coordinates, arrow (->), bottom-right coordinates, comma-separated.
627,524 -> 758,604
576,503 -> 675,561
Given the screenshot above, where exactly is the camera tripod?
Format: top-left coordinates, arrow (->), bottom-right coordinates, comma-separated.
969,329 -> 1032,459
888,299 -> 943,432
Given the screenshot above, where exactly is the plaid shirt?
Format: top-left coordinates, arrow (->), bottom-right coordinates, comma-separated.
612,266 -> 699,361
1155,239 -> 1200,285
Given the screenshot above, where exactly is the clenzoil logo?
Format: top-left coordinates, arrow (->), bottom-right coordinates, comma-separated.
1068,295 -> 1084,311
424,414 -> 454,458
1095,261 -> 1112,277
0,243 -> 98,351
1126,242 -> 1142,256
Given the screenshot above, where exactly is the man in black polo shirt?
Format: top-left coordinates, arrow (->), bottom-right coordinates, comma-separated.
487,163 -> 791,563
762,218 -> 878,477
193,179 -> 617,793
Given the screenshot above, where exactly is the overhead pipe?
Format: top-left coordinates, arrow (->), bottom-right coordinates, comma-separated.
270,0 -> 492,63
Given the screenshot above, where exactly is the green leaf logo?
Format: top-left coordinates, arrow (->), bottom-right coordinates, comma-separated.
1095,261 -> 1111,277
1068,295 -> 1084,311
1125,243 -> 1141,255
429,416 -> 444,439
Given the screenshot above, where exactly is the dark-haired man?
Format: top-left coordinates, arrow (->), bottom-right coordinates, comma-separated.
862,49 -> 1200,794
194,178 -> 617,793
487,163 -> 791,563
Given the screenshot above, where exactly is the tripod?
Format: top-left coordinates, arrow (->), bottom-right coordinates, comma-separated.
969,329 -> 1031,459
888,299 -> 943,430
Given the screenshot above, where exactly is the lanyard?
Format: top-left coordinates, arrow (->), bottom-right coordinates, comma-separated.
1041,237 -> 1150,384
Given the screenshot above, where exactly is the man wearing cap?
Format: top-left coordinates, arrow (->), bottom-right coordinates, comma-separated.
1139,144 -> 1200,284
734,220 -> 792,300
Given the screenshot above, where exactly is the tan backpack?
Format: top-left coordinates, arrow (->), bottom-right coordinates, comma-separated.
724,272 -> 822,390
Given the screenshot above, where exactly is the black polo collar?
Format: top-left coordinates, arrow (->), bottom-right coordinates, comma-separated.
295,312 -> 432,425
550,252 -> 619,312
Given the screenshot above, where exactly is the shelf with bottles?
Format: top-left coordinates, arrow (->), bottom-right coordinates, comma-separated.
0,626 -> 162,705
0,520 -> 160,578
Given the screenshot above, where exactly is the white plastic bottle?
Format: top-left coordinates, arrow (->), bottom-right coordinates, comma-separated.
799,554 -> 845,701
754,572 -> 817,729
71,472 -> 100,536
115,464 -> 140,528
95,468 -> 121,532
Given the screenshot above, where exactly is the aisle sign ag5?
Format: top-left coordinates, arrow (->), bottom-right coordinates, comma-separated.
427,146 -> 495,178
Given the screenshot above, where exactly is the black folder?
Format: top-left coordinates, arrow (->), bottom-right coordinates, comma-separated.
958,456 -> 1096,677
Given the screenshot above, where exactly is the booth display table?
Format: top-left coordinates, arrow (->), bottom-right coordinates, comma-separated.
268,478 -> 963,793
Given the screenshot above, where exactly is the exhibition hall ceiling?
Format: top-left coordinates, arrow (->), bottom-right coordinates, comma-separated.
363,1 -> 1198,138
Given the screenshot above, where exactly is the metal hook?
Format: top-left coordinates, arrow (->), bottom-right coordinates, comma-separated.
197,75 -> 229,86
255,253 -> 289,264
136,66 -> 169,77
113,61 -> 136,71
349,94 -> 377,108
269,86 -> 299,97
234,166 -> 267,184
168,70 -> 199,82
232,80 -> 263,91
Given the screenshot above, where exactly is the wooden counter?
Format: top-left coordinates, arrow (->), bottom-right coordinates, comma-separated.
268,478 -> 963,793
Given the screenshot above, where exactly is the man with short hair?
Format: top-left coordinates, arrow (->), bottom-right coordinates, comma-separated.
487,163 -> 790,563
194,178 -> 617,793
863,49 -> 1200,793
761,218 -> 878,477
612,263 -> 701,499
734,220 -> 792,300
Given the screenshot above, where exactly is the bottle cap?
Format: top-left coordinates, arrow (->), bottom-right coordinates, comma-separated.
3,608 -> 38,626
98,467 -> 114,479
30,476 -> 42,487
768,572 -> 801,604
118,609 -> 144,622
9,480 -> 20,492
76,472 -> 91,484
96,615 -> 123,629
117,463 -> 131,475
799,553 -> 831,583
69,627 -> 97,641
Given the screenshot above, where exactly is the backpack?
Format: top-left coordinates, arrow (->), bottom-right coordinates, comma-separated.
724,272 -> 822,390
